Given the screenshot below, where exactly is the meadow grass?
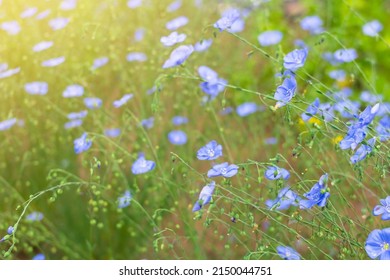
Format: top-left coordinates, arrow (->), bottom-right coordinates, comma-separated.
0,0 -> 389,260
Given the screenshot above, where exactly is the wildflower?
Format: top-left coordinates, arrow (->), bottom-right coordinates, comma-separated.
277,246 -> 301,260
26,212 -> 44,221
36,10 -> 51,20
32,254 -> 45,260
376,116 -> 390,141
172,116 -> 188,126
67,110 -> 87,120
264,137 -> 277,145
373,196 -> 390,221
104,128 -> 121,138
131,153 -> 155,174
214,8 -> 241,31
84,97 -> 102,109
266,187 -> 300,211
1,21 -> 21,35
236,102 -> 259,117
74,133 -> 92,154
64,119 -> 83,129
113,94 -> 133,108
127,0 -> 142,8
20,7 -> 38,18
166,16 -> 188,30
300,15 -> 323,34
264,166 -> 290,180
301,98 -> 320,122
192,181 -> 216,212
140,117 -> 154,129
168,130 -> 187,145
91,57 -> 109,70
198,66 -> 226,98
162,45 -> 193,68
0,118 -> 17,131
197,140 -> 222,160
32,41 -> 53,52
126,52 -> 147,62
207,162 -> 239,178
220,107 -> 234,115
334,48 -> 357,63
41,56 -> 65,67
350,138 -> 375,164
25,82 -> 48,95
194,39 -> 213,52
118,190 -> 132,208
360,91 -> 382,104
362,20 -> 382,37
318,102 -> 335,122
328,70 -> 346,81
134,28 -> 145,42
365,228 -> 390,260
63,84 -> 84,98
283,49 -> 308,71
274,76 -> 297,108
257,30 -> 283,46
167,0 -> 181,12
299,174 -> 330,209
160,31 -> 187,47
60,0 -> 77,10
49,17 -> 69,30
7,226 -> 14,235
0,67 -> 20,79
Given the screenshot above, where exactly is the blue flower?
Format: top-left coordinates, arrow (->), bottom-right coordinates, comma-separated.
264,166 -> 290,180
167,0 -> 182,12
166,16 -> 188,30
198,66 -> 226,98
160,31 -> 186,46
74,133 -> 92,154
329,70 -> 346,81
318,102 -> 335,122
131,154 -> 155,174
84,97 -> 102,109
134,28 -> 145,42
300,15 -> 323,34
41,56 -> 65,67
283,48 -> 308,71
0,66 -> 20,79
350,138 -> 376,164
0,118 -> 17,131
91,57 -> 109,70
362,20 -> 382,37
163,45 -> 193,68
172,116 -> 188,126
118,190 -> 132,208
299,174 -> 330,209
63,84 -> 84,98
257,30 -> 283,46
113,94 -> 134,108
365,228 -> 390,260
214,8 -> 241,31
140,117 -> 154,129
207,162 -> 239,178
7,226 -> 14,235
60,0 -> 77,11
127,0 -> 142,9
127,52 -> 147,62
25,82 -> 48,95
376,116 -> 390,141
67,110 -> 87,120
194,39 -> 213,52
274,76 -> 297,108
266,187 -> 300,211
104,128 -> 121,138
64,119 -> 83,129
301,98 -> 320,122
1,21 -> 21,35
49,17 -> 69,30
236,102 -> 259,117
197,140 -> 222,160
20,7 -> 38,18
192,181 -> 216,212
277,246 -> 301,260
32,41 -> 53,52
264,137 -> 277,145
168,130 -> 187,145
334,48 -> 357,63
373,196 -> 390,221
360,91 -> 382,104
26,211 -> 44,221
32,253 -> 46,260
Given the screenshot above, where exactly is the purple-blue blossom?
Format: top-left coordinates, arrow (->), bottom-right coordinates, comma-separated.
266,187 -> 300,211
104,128 -> 121,138
274,76 -> 297,108
127,0 -> 142,9
91,57 -> 109,70
127,52 -> 147,62
214,9 -> 241,31
25,82 -> 48,95
301,98 -> 320,122
41,56 -> 65,67
166,16 -> 188,30
207,162 -> 239,178
300,15 -> 323,34
140,117 -> 154,129
299,174 -> 330,209
118,190 -> 132,208
283,48 -> 308,71
373,196 -> 390,221
32,41 -> 53,52
172,116 -> 188,125
167,0 -> 182,12
84,97 -> 102,109
113,94 -> 134,108
198,66 -> 226,98
64,119 -> 83,129
194,39 -> 213,52
49,17 -> 69,30
192,181 -> 215,212
67,110 -> 87,120
131,153 -> 155,174
334,48 -> 357,63
362,20 -> 382,37
74,133 -> 92,154
162,45 -> 193,68
1,21 -> 21,35
168,130 -> 187,145
376,116 -> 390,141
277,246 -> 301,260
20,7 -> 38,18
160,31 -> 187,47
63,84 -> 84,98
197,140 -> 222,160
264,166 -> 290,180
365,228 -> 390,260
0,118 -> 17,131
26,211 -> 44,221
257,30 -> 283,46
350,138 -> 375,164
